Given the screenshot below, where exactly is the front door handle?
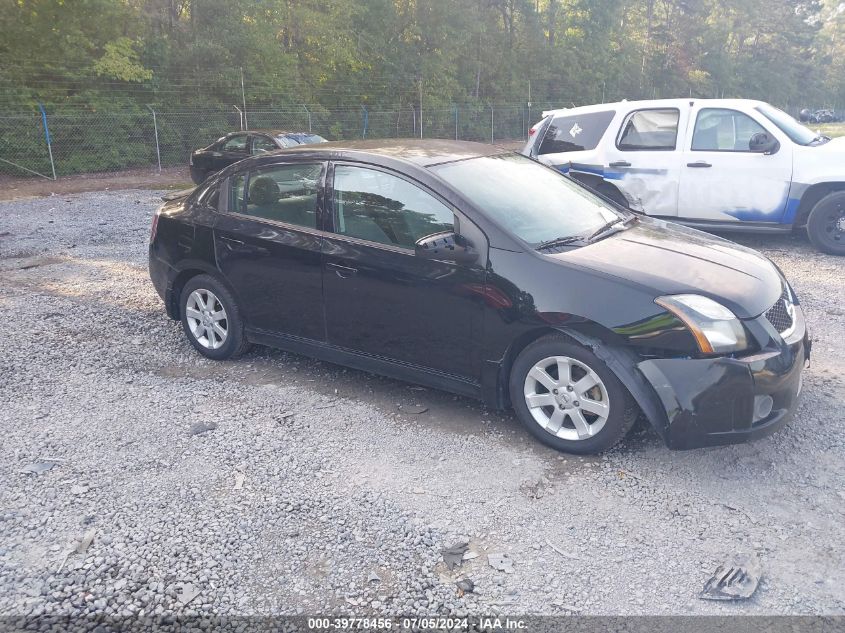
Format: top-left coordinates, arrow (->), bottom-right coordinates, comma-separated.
687,161 -> 712,168
609,160 -> 631,168
219,236 -> 245,246
327,262 -> 358,279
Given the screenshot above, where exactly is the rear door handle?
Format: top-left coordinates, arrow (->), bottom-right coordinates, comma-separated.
687,161 -> 712,168
218,235 -> 268,254
609,161 -> 631,167
327,262 -> 358,279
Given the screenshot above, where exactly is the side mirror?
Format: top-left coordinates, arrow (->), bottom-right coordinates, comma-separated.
415,231 -> 478,264
749,132 -> 779,154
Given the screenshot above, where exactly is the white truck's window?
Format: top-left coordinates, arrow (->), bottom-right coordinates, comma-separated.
692,108 -> 767,152
617,109 -> 679,151
538,111 -> 615,155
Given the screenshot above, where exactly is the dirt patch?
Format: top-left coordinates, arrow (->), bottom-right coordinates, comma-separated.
0,166 -> 192,201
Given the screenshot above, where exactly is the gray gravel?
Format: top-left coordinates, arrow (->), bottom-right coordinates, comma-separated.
1,190 -> 844,617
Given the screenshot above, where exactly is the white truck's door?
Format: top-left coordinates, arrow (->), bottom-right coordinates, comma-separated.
601,106 -> 687,217
677,105 -> 793,223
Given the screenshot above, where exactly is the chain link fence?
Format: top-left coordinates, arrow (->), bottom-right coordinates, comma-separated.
0,103 -> 562,180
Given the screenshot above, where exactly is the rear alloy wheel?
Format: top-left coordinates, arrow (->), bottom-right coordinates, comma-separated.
807,191 -> 845,256
185,289 -> 228,350
509,335 -> 637,454
180,274 -> 250,360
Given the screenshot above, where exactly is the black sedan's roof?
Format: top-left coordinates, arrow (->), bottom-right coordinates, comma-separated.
266,139 -> 508,167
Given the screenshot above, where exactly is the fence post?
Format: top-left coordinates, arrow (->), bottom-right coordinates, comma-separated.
412,107 -> 416,138
454,104 -> 458,140
233,105 -> 244,131
240,67 -> 249,129
38,103 -> 57,180
521,105 -> 525,140
146,105 -> 162,173
490,106 -> 494,144
361,106 -> 368,139
302,104 -> 312,132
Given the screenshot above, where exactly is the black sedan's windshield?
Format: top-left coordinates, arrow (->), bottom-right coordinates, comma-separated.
433,154 -> 619,246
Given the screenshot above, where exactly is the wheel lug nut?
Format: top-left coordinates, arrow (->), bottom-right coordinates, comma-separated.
573,401 -> 580,407
558,404 -> 565,409
552,389 -> 558,394
567,385 -> 574,391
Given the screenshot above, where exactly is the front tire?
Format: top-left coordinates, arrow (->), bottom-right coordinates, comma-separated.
807,191 -> 845,255
509,335 -> 637,454
180,275 -> 251,360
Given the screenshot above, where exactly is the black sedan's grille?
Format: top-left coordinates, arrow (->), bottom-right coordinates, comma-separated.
765,289 -> 794,334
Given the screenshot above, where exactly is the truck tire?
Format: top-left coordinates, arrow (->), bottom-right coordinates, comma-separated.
807,191 -> 845,256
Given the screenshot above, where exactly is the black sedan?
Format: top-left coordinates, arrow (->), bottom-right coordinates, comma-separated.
150,140 -> 810,454
189,130 -> 327,184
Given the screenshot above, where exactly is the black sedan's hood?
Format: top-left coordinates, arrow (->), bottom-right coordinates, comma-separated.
552,219 -> 783,319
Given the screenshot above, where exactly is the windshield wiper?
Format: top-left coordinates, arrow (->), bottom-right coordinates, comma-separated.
535,235 -> 588,251
587,213 -> 637,242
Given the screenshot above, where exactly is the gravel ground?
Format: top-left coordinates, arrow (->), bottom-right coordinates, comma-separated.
1,190 -> 844,619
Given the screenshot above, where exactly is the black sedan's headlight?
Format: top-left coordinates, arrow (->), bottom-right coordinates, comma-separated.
655,294 -> 749,354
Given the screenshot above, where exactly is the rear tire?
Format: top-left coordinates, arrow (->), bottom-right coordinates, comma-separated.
180,275 -> 251,360
190,167 -> 208,185
509,335 -> 638,454
807,191 -> 845,255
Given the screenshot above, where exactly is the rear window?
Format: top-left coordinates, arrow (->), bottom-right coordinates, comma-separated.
538,110 -> 615,155
617,109 -> 679,151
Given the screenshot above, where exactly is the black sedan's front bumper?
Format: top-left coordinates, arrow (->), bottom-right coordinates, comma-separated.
637,313 -> 810,450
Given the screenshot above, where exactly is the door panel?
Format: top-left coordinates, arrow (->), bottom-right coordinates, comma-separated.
603,107 -> 686,217
322,164 -> 484,379
214,163 -> 326,340
678,107 -> 794,223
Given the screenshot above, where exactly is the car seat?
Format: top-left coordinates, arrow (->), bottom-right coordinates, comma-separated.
248,176 -> 281,211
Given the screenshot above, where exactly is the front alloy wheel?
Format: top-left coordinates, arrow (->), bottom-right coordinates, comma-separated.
523,355 -> 610,441
509,335 -> 638,454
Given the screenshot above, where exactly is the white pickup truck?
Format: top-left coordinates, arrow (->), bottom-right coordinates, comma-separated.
522,98 -> 845,255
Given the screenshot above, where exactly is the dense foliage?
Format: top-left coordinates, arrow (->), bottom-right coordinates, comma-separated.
1,0 -> 842,113
1,0 -> 842,177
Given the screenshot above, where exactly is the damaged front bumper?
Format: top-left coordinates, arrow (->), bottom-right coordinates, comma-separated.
637,311 -> 810,450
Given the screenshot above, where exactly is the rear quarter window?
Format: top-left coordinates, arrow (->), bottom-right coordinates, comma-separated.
538,110 -> 615,155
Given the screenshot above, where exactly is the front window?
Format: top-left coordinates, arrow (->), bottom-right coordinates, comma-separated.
252,135 -> 277,154
333,166 -> 454,248
222,135 -> 248,152
756,104 -> 819,145
692,108 -> 767,152
432,154 -> 618,247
